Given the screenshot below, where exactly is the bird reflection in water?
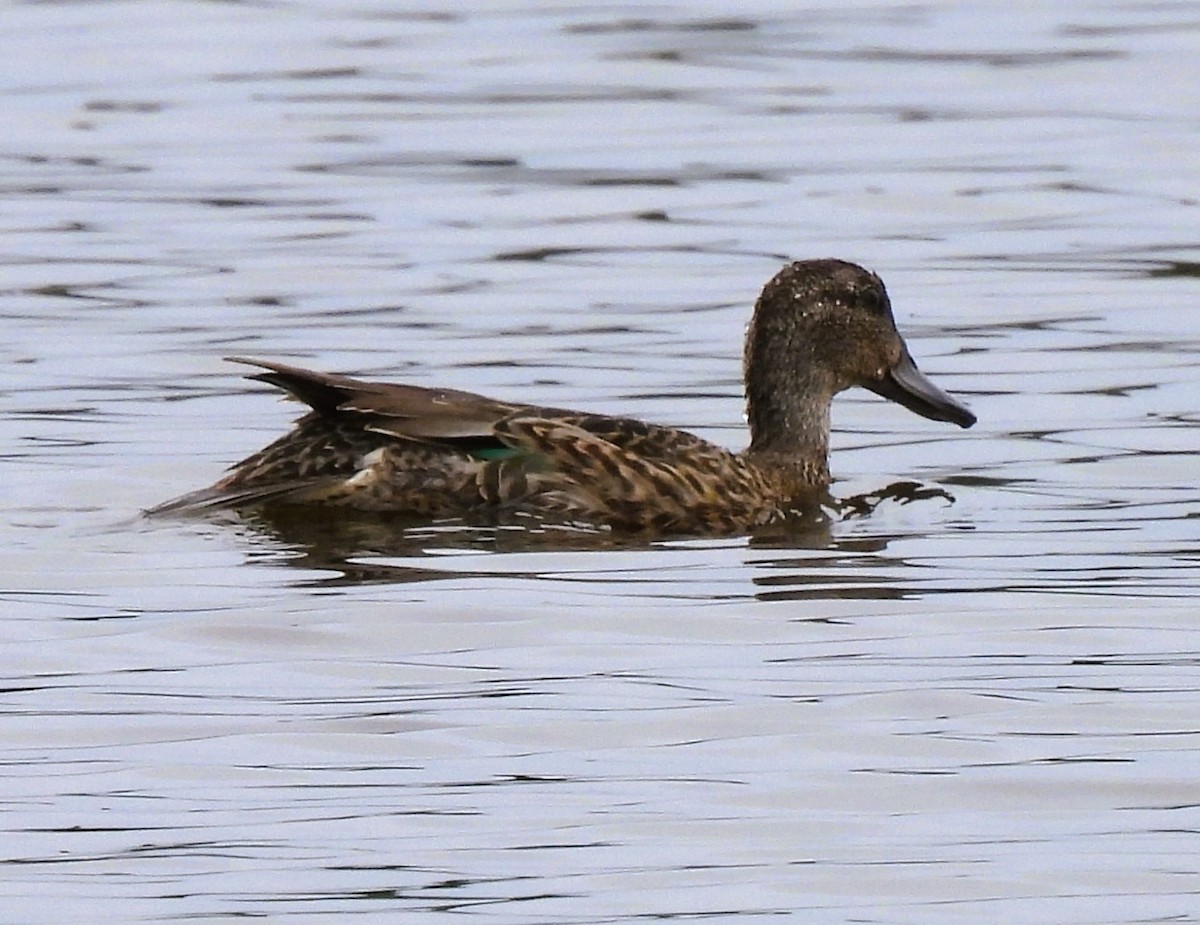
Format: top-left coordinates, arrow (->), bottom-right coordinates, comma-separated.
210,480 -> 951,592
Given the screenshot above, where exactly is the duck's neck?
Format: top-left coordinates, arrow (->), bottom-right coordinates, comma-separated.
743,366 -> 834,488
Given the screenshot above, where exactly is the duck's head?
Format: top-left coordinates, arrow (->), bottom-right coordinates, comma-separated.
745,259 -> 975,455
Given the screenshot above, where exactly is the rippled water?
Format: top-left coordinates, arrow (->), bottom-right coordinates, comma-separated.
4,2 -> 1200,922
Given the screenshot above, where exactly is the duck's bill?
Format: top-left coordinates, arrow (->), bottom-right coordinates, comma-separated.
867,350 -> 976,428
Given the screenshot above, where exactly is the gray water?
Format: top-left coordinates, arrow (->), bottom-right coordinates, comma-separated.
4,2 -> 1199,922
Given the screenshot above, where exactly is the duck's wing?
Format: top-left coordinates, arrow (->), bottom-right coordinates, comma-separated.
147,358 -> 521,516
226,356 -> 524,446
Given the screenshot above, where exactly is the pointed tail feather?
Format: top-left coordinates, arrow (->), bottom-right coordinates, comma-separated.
145,480 -> 321,516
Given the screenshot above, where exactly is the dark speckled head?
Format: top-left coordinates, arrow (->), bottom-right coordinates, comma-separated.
744,259 -> 974,460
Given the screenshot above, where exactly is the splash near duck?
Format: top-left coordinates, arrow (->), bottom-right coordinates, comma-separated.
150,260 -> 975,532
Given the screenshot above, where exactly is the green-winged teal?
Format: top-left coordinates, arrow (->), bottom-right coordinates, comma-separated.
151,259 -> 975,532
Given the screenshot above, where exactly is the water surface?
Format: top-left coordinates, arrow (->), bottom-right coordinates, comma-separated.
4,2 -> 1199,922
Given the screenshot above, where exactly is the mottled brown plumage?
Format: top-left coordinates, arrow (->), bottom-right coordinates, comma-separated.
150,260 -> 975,533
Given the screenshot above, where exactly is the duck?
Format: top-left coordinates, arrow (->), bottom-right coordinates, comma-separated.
149,259 -> 975,533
